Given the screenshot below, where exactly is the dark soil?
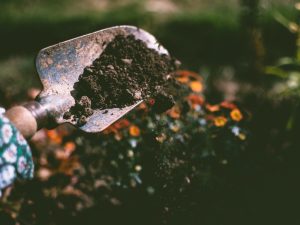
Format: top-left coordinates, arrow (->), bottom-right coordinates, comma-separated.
65,35 -> 180,125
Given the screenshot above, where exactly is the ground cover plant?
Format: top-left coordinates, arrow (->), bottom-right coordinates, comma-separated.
0,70 -> 248,225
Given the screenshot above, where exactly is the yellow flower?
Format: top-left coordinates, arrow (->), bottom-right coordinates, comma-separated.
230,109 -> 243,122
189,81 -> 203,92
129,125 -> 141,137
214,116 -> 227,127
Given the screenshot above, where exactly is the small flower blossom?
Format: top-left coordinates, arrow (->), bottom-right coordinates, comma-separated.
64,141 -> 76,154
114,119 -> 130,129
176,76 -> 189,83
187,94 -> 204,106
129,125 -> 140,137
220,101 -> 236,109
156,133 -> 167,143
189,81 -> 203,92
2,124 -> 13,144
135,165 -> 142,172
231,126 -> 240,136
176,70 -> 202,80
230,109 -> 243,122
206,104 -> 220,112
17,156 -> 28,175
138,102 -> 148,110
194,105 -> 202,112
46,129 -> 62,144
169,123 -> 180,132
17,132 -> 27,146
198,118 -> 207,126
167,106 -> 181,119
3,144 -> 18,163
214,116 -> 227,127
0,165 -> 15,188
129,139 -> 138,148
148,98 -> 155,106
238,133 -> 246,141
127,150 -> 134,157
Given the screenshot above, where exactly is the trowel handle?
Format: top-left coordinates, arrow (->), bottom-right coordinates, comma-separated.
5,101 -> 48,139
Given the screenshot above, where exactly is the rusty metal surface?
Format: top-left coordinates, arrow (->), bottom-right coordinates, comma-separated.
35,25 -> 169,133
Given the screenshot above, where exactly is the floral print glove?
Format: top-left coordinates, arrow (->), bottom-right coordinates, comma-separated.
0,107 -> 34,196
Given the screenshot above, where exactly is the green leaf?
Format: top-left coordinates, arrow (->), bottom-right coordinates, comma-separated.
265,66 -> 289,78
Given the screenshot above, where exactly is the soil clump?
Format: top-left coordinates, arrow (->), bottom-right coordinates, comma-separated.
64,34 -> 180,125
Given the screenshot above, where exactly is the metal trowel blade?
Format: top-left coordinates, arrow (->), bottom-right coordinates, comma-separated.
35,25 -> 169,133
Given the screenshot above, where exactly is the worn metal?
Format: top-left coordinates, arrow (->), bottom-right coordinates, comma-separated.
23,101 -> 49,129
33,25 -> 169,133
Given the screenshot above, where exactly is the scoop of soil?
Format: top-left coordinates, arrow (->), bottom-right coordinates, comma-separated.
65,34 -> 180,125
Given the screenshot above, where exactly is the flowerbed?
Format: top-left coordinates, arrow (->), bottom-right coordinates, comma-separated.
0,70 -> 248,225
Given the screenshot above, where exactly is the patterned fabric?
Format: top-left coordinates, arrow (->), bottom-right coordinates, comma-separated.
0,107 -> 34,196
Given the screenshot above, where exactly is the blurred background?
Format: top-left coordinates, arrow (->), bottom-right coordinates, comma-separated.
1,0 -> 300,225
0,0 -> 297,101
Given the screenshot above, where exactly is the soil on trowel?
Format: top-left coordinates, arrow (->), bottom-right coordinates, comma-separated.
64,34 -> 180,126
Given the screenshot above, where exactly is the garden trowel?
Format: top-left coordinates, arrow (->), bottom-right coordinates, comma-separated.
5,26 -> 169,138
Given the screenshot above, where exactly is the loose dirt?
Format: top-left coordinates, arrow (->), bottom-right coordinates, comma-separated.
64,34 -> 179,126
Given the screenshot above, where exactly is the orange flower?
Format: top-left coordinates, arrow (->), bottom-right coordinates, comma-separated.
64,141 -> 76,154
104,119 -> 131,134
176,76 -> 189,83
46,129 -> 56,138
176,70 -> 201,79
58,156 -> 81,176
129,125 -> 141,137
220,101 -> 236,109
214,116 -> 227,127
189,81 -> 203,92
167,106 -> 181,119
46,129 -> 62,144
230,109 -> 243,122
55,149 -> 69,160
138,102 -> 148,110
206,104 -> 220,112
114,119 -> 130,129
102,126 -> 117,134
187,94 -> 204,106
206,114 -> 215,121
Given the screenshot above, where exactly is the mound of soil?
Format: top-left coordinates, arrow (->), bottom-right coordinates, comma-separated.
64,34 -> 180,126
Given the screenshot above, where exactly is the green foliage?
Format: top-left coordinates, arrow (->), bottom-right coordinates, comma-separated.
265,4 -> 300,129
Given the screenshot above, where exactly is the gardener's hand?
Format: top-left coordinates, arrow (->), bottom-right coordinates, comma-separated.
0,108 -> 34,197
